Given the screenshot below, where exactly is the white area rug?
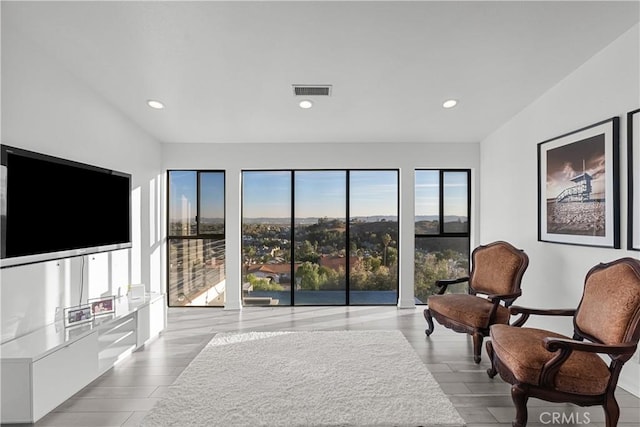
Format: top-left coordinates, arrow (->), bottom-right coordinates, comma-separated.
141,330 -> 465,427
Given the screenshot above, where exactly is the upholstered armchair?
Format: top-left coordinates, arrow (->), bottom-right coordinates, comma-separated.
486,257 -> 640,427
424,240 -> 529,363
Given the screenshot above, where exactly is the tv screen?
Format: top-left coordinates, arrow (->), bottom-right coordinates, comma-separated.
1,145 -> 132,268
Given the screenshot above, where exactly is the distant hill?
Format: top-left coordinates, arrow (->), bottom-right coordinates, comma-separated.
243,216 -> 398,225
200,218 -> 224,223
243,215 -> 467,225
351,216 -> 398,223
416,215 -> 468,223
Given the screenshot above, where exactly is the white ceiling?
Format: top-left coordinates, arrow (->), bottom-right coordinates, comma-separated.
3,1 -> 639,144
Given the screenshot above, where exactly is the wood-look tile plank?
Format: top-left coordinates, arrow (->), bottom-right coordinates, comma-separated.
27,306 -> 638,427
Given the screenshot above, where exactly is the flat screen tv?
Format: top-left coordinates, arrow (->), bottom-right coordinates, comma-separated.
1,145 -> 132,268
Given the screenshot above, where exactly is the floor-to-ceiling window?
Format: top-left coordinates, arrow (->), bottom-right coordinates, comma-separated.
242,171 -> 292,306
294,171 -> 347,305
414,169 -> 471,304
167,170 -> 225,306
242,170 -> 399,306
349,170 -> 399,304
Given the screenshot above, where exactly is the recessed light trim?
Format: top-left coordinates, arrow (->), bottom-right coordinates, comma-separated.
147,99 -> 165,109
442,99 -> 458,109
299,100 -> 314,109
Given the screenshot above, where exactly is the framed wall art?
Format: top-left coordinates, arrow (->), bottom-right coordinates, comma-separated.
628,109 -> 640,250
538,117 -> 619,248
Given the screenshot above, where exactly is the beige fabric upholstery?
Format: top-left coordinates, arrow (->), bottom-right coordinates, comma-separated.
576,262 -> 640,345
490,324 -> 611,395
428,294 -> 510,328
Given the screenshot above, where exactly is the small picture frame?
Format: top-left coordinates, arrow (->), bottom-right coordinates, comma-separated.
89,296 -> 115,316
64,305 -> 93,328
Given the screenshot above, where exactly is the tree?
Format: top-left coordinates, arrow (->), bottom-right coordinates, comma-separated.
297,262 -> 321,290
297,240 -> 318,263
386,247 -> 398,266
381,233 -> 392,266
245,274 -> 284,291
414,250 -> 468,303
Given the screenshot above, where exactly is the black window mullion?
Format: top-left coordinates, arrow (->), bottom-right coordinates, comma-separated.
439,170 -> 445,234
196,171 -> 201,234
345,170 -> 350,306
290,170 -> 295,306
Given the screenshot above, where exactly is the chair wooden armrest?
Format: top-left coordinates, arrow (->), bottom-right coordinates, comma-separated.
544,337 -> 638,359
434,277 -> 469,295
486,290 -> 522,305
538,337 -> 638,387
508,306 -> 576,327
477,291 -> 523,325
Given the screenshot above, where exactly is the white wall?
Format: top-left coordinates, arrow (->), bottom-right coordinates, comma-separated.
162,142 -> 480,309
1,21 -> 164,342
479,24 -> 640,395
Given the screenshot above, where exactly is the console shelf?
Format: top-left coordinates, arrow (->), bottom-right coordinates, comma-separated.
0,293 -> 166,424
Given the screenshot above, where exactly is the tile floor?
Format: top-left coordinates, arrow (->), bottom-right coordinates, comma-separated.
19,306 -> 640,426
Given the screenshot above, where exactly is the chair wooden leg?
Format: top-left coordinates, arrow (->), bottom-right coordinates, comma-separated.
511,384 -> 529,427
472,332 -> 483,363
423,308 -> 435,336
486,340 -> 498,378
603,394 -> 620,427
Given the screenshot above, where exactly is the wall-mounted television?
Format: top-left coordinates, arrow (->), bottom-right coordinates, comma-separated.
1,145 -> 132,268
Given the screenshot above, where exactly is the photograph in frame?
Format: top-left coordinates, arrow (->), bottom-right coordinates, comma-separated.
64,305 -> 93,328
538,117 -> 619,248
629,109 -> 640,250
89,296 -> 115,316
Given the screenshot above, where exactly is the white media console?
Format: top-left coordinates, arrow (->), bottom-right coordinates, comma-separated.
0,293 -> 166,424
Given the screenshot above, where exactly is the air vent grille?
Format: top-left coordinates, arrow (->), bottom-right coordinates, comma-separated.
293,85 -> 332,96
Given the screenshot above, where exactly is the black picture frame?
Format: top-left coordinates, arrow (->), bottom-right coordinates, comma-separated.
538,117 -> 619,248
628,109 -> 640,250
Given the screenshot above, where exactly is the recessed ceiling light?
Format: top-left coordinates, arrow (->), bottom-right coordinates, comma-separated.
147,99 -> 165,109
442,99 -> 458,109
299,99 -> 314,109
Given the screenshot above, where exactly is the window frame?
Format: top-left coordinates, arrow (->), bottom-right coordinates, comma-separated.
415,169 -> 471,239
414,169 -> 471,304
241,168 -> 400,306
166,170 -> 226,307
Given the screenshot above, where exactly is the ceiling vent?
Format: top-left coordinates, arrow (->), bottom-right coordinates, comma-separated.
292,85 -> 332,97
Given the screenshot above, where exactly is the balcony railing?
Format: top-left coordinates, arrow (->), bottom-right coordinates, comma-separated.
168,238 -> 226,306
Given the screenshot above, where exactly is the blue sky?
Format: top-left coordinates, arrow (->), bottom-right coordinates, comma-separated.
170,170 -> 468,220
243,170 -> 399,218
169,171 -> 225,220
415,171 -> 468,217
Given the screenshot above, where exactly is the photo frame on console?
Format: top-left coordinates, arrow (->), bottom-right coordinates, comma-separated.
538,117 -> 619,248
628,109 -> 640,250
64,304 -> 93,328
89,296 -> 115,316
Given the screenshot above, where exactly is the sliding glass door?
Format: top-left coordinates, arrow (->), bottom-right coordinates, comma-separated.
242,170 -> 398,306
242,172 -> 292,306
349,170 -> 399,304
294,171 -> 347,305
